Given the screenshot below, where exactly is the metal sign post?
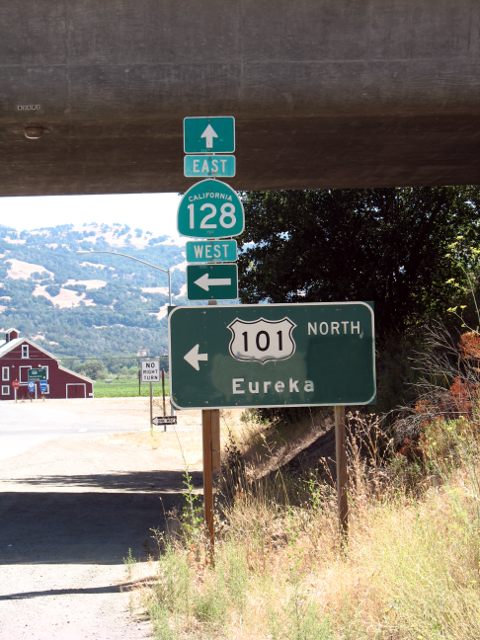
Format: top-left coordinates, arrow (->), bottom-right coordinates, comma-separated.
12,379 -> 19,403
162,369 -> 167,419
149,382 -> 153,432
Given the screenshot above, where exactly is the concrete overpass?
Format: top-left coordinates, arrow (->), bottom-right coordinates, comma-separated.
1,0 -> 480,196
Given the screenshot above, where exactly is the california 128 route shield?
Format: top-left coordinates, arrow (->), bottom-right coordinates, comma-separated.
177,179 -> 244,239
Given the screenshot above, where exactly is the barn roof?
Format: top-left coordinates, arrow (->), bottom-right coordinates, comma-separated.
0,337 -> 24,358
0,337 -> 93,384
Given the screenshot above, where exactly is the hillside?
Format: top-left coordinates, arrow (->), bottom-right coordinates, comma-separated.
0,223 -> 186,365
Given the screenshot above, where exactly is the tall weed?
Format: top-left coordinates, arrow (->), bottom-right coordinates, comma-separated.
146,405 -> 480,640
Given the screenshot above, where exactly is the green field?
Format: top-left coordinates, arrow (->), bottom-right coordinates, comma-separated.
94,378 -> 171,398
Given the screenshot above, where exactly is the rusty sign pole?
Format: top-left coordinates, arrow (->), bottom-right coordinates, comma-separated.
201,299 -> 221,557
202,408 -> 216,556
334,405 -> 349,538
210,409 -> 221,473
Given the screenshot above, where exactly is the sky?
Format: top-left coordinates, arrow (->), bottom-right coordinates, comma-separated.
0,193 -> 182,238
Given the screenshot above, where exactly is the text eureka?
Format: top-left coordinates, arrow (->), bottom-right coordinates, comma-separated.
231,319 -> 365,396
232,377 -> 315,396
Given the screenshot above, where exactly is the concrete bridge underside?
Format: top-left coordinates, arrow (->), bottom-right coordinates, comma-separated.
1,0 -> 480,196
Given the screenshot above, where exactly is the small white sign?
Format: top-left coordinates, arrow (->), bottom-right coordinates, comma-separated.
141,359 -> 161,382
228,317 -> 297,364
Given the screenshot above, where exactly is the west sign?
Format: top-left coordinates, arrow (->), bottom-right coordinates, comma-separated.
169,302 -> 376,409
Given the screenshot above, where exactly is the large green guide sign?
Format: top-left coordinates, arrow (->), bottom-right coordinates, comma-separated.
169,302 -> 376,409
28,367 -> 47,381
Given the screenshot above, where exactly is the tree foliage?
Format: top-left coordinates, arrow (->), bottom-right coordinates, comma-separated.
238,187 -> 480,340
238,187 -> 480,410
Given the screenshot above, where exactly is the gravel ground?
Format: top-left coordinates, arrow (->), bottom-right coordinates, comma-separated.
0,398 -> 218,640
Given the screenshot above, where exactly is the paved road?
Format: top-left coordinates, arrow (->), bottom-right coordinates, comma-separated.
0,397 -> 182,459
0,398 -> 205,640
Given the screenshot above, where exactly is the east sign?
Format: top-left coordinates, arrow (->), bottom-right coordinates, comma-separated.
184,155 -> 236,178
177,179 -> 244,238
169,302 -> 376,409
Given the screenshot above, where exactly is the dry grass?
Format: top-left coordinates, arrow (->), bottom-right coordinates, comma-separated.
145,412 -> 480,640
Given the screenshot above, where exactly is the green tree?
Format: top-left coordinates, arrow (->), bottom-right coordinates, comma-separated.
81,358 -> 108,380
238,187 -> 480,409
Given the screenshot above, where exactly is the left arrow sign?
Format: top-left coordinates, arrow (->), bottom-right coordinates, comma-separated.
187,264 -> 238,301
184,344 -> 209,371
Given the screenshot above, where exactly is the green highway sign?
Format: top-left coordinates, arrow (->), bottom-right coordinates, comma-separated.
184,155 -> 236,178
183,116 -> 235,154
169,302 -> 376,409
186,239 -> 237,264
28,367 -> 47,381
187,264 -> 238,300
177,179 -> 244,238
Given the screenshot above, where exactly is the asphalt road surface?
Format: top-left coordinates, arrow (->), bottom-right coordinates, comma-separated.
0,398 -> 207,640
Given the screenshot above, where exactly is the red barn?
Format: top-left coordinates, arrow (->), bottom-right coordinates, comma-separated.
0,328 -> 94,400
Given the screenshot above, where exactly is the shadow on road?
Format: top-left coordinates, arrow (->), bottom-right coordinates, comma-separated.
0,470 -> 203,566
0,576 -> 156,601
6,470 -> 203,493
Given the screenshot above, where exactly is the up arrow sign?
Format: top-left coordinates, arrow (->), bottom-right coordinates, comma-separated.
183,116 -> 235,154
201,124 -> 218,149
184,344 -> 209,371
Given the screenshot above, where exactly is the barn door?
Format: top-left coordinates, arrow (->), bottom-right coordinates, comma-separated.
65,383 -> 86,398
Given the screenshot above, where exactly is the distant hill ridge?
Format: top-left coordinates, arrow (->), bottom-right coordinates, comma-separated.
0,223 -> 186,359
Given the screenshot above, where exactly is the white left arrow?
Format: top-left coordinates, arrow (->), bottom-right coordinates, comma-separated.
201,124 -> 218,149
195,273 -> 231,292
184,344 -> 209,371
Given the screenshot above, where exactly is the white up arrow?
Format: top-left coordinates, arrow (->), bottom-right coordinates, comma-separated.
200,124 -> 218,149
184,344 -> 209,371
194,273 -> 231,292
